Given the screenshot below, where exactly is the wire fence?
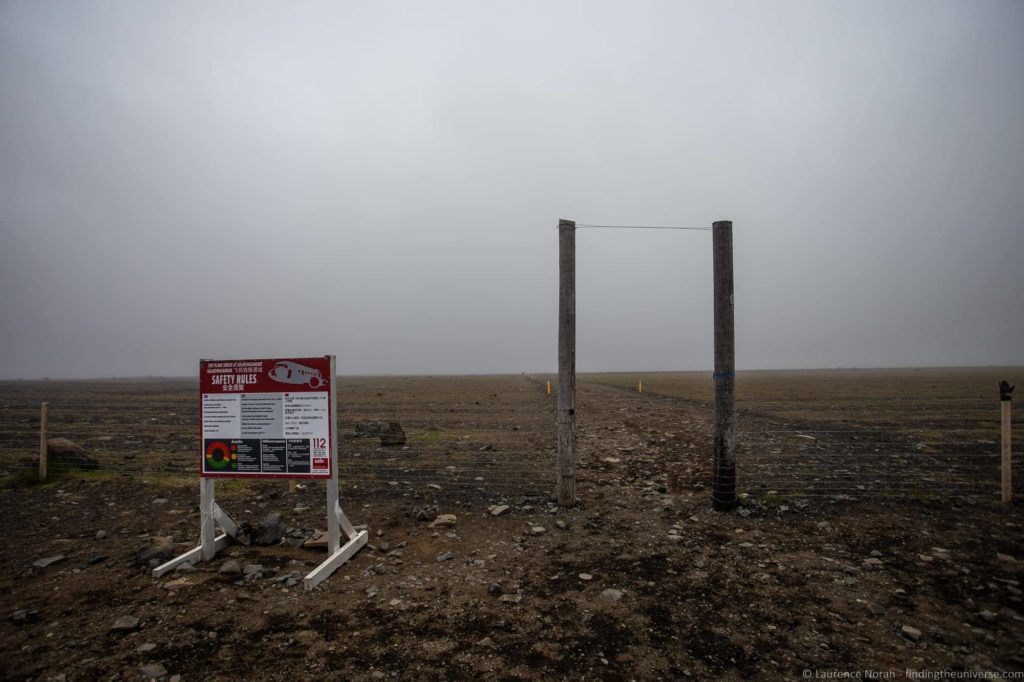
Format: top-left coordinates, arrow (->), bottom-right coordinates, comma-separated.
581,370 -> 1021,501
736,389 -> 1022,499
0,377 -> 557,499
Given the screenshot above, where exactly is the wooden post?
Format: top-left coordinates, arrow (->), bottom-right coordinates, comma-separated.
712,220 -> 736,511
557,219 -> 577,507
1001,380 -> 1014,504
289,480 -> 297,494
38,402 -> 48,481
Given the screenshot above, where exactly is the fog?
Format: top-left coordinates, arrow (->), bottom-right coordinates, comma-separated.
1,1 -> 1022,378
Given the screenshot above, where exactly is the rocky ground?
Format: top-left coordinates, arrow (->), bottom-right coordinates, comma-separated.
1,375 -> 1023,681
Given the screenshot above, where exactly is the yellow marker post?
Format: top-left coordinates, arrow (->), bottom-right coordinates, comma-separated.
638,381 -> 643,394
546,381 -> 551,396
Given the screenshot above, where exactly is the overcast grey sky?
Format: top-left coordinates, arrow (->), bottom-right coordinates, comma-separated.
1,1 -> 1022,378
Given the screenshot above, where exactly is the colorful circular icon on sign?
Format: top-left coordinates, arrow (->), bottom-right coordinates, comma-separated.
205,441 -> 237,470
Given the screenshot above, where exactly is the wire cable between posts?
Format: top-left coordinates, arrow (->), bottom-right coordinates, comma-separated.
575,224 -> 712,231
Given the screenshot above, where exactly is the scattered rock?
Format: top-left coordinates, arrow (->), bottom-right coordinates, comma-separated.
354,421 -> 383,437
255,513 -> 286,545
499,594 -> 522,604
901,625 -> 922,641
137,643 -> 157,654
379,422 -> 406,446
488,505 -> 510,517
32,555 -> 66,569
46,438 -> 99,470
436,551 -> 454,562
488,583 -> 503,596
599,588 -> 624,602
243,564 -> 264,576
95,530 -> 107,541
866,602 -> 886,616
530,526 -> 547,536
555,520 -> 567,530
413,505 -> 439,522
863,558 -> 884,568
579,573 -> 593,581
135,536 -> 174,566
110,615 -> 140,632
429,514 -> 457,528
139,663 -> 167,679
218,560 -> 242,576
304,530 -> 328,550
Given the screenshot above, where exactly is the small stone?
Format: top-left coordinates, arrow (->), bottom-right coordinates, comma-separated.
303,530 -> 328,550
869,549 -> 883,557
95,530 -> 107,540
901,625 -> 922,641
866,602 -> 886,616
976,610 -> 996,623
427,484 -> 442,491
32,555 -> 66,569
110,615 -> 140,632
489,505 -> 510,517
488,583 -> 503,596
555,520 -> 567,530
139,663 -> 167,679
499,594 -> 522,604
436,551 -> 454,562
219,560 -> 242,576
243,564 -> 264,576
152,498 -> 168,505
530,526 -> 547,536
429,514 -> 457,528
579,573 -> 593,581
12,610 -> 27,623
137,643 -> 157,654
863,558 -> 884,568
599,588 -> 623,602
477,636 -> 494,647
255,513 -> 287,545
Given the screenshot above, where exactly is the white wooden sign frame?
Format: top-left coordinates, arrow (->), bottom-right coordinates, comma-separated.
154,355 -> 367,590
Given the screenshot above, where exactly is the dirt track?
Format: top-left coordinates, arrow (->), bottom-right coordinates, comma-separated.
1,374 -> 1023,680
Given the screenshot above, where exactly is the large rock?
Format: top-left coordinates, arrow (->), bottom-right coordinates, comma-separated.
255,513 -> 286,546
135,536 -> 174,567
354,421 -> 382,437
46,438 -> 99,470
379,422 -> 406,446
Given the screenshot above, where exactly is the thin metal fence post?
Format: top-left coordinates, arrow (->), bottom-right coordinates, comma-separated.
1001,380 -> 1014,504
38,402 -> 48,481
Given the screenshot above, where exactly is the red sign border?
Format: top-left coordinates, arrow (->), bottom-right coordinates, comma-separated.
198,356 -> 335,480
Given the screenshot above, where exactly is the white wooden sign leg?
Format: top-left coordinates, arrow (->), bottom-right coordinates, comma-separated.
153,478 -> 231,577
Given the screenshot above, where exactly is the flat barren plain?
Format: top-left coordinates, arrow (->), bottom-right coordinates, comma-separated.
1,368 -> 1022,680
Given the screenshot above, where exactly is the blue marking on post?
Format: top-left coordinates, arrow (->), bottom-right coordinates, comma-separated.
713,371 -> 734,381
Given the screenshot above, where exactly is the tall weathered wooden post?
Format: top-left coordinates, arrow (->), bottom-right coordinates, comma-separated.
712,220 -> 736,511
558,219 -> 577,507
